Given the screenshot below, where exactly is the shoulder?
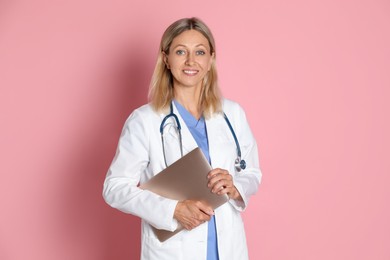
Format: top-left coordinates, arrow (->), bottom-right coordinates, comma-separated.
131,103 -> 155,116
123,103 -> 160,127
220,98 -> 252,132
221,98 -> 246,117
127,103 -> 160,119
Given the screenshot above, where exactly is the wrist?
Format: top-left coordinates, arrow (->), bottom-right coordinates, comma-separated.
231,187 -> 243,201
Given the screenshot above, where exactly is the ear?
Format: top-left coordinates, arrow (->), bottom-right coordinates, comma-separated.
162,51 -> 170,69
208,52 -> 215,71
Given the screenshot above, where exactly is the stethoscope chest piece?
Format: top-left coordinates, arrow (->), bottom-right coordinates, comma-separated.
235,158 -> 246,172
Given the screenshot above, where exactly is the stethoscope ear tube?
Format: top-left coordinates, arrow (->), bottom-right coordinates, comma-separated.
160,104 -> 182,134
160,103 -> 183,167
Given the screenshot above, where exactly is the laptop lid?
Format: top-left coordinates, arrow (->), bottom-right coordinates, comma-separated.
140,147 -> 229,242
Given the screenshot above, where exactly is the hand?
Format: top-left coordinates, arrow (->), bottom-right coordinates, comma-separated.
173,200 -> 214,230
207,168 -> 243,201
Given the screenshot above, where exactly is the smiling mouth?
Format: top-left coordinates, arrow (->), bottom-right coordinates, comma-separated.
183,70 -> 199,75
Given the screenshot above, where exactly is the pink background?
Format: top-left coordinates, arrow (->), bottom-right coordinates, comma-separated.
1,0 -> 389,259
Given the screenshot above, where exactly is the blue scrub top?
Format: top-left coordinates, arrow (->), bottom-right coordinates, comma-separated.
174,100 -> 219,260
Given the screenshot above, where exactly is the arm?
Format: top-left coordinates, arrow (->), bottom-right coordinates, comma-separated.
102,109 -> 179,231
210,102 -> 262,211
229,103 -> 262,210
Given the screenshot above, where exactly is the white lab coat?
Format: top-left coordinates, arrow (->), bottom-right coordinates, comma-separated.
103,99 -> 262,260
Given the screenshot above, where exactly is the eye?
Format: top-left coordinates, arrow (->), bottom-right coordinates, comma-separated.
176,50 -> 186,55
196,50 -> 206,55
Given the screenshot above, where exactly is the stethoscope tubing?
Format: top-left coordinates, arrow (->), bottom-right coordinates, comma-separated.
160,102 -> 246,171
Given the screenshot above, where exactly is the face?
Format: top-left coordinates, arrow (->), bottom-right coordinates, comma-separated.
164,30 -> 214,91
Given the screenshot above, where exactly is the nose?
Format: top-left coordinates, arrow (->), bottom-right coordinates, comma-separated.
185,51 -> 195,65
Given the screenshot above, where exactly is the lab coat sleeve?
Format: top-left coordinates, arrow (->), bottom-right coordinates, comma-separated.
227,102 -> 262,211
103,108 -> 178,231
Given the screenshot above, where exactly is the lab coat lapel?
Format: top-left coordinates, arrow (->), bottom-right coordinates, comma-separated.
207,112 -> 238,173
205,113 -> 225,168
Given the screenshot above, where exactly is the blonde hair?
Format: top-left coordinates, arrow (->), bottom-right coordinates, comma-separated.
148,17 -> 222,117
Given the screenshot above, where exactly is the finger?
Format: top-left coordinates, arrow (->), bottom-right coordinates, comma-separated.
183,216 -> 209,230
207,168 -> 226,179
208,170 -> 229,188
179,216 -> 197,230
208,169 -> 231,182
211,180 -> 231,194
194,201 -> 214,216
208,174 -> 233,191
180,215 -> 205,230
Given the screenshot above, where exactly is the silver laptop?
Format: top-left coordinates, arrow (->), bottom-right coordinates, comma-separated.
140,147 -> 229,242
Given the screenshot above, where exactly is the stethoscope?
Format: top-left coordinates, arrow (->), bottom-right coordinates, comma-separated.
160,103 -> 246,172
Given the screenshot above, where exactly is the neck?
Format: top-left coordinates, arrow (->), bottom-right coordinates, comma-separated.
174,87 -> 202,119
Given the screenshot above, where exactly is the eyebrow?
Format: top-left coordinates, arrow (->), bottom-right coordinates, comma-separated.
172,44 -> 207,49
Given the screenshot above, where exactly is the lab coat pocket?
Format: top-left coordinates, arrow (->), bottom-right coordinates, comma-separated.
142,236 -> 183,260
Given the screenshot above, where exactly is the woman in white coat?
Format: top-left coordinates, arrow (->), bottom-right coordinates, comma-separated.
103,17 -> 262,260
